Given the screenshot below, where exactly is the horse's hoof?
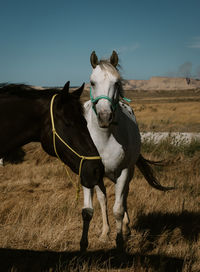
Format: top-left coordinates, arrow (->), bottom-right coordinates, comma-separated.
80,247 -> 87,253
116,234 -> 125,250
80,246 -> 87,252
80,240 -> 88,252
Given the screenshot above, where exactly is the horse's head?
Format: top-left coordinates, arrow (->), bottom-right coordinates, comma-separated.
42,82 -> 104,189
90,51 -> 123,128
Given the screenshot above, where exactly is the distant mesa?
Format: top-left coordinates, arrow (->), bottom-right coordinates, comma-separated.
85,77 -> 200,91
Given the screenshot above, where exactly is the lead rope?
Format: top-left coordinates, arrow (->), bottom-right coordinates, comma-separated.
50,94 -> 101,201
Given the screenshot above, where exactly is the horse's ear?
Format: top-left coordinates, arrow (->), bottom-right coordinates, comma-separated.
63,81 -> 70,93
61,81 -> 70,101
110,50 -> 118,67
72,83 -> 85,98
90,51 -> 98,68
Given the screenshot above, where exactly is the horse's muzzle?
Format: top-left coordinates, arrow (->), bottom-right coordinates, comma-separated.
97,111 -> 113,128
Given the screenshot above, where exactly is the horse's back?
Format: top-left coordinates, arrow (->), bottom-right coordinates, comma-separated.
0,85 -> 45,156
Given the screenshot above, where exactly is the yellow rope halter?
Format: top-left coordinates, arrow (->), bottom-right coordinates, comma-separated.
50,94 -> 101,199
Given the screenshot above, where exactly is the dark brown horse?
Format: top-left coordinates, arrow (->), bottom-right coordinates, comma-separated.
0,82 -> 104,188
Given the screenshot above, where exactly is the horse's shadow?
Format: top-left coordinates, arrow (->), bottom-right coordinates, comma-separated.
0,247 -> 183,272
133,210 -> 200,242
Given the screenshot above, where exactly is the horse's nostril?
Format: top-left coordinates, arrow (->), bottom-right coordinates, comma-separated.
97,112 -> 102,122
97,111 -> 113,127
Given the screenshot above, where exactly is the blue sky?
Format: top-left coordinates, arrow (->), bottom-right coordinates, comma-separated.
0,0 -> 200,86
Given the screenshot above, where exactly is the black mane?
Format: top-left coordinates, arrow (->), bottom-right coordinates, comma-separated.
0,83 -> 61,98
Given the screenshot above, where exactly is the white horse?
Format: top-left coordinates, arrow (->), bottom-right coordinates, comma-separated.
80,51 -> 173,251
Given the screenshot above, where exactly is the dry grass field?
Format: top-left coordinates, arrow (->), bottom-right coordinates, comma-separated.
129,90 -> 200,133
0,88 -> 199,271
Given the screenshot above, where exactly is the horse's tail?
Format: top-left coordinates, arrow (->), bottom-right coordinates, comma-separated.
136,154 -> 174,191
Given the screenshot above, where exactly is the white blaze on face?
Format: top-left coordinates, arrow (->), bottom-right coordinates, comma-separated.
90,65 -> 120,114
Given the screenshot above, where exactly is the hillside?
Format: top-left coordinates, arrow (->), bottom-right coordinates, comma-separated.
123,77 -> 200,91
85,77 -> 200,91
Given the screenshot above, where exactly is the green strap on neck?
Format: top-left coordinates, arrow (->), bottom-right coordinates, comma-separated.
122,96 -> 131,103
90,88 -> 131,114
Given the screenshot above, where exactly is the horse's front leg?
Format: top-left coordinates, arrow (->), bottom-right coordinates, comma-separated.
113,168 -> 131,249
80,186 -> 94,251
95,185 -> 110,242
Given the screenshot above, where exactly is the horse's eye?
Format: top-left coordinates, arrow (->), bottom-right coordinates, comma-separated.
90,81 -> 95,87
115,81 -> 120,88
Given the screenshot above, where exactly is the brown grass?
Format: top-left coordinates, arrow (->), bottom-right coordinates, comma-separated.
0,89 -> 199,271
133,102 -> 200,132
126,88 -> 200,132
0,145 -> 200,271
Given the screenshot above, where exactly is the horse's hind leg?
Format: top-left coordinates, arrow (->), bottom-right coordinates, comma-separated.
95,185 -> 110,242
113,167 -> 134,249
113,168 -> 131,249
122,167 -> 134,239
80,187 -> 94,251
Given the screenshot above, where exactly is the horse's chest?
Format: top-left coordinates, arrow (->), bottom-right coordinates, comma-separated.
94,136 -> 125,178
